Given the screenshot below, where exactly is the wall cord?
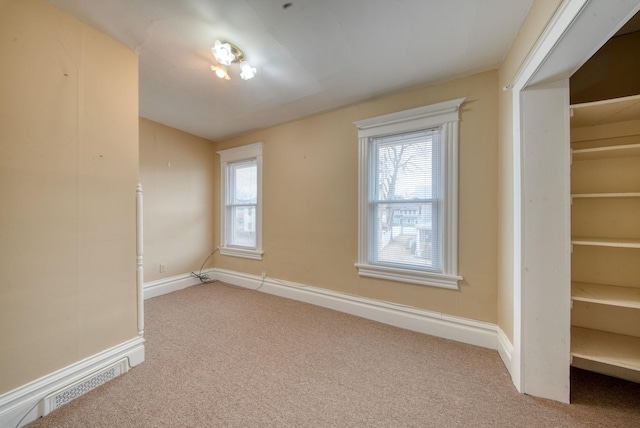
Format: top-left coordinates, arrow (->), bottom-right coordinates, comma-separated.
190,247 -> 219,283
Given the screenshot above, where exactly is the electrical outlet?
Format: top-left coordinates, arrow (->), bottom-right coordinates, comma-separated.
261,272 -> 266,278
160,264 -> 166,273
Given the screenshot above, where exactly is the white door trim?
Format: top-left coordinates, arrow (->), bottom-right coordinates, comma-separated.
508,0 -> 640,402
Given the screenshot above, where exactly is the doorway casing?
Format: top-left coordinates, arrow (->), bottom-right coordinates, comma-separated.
508,0 -> 640,403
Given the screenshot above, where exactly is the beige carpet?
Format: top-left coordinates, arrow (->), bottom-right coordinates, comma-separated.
28,282 -> 640,427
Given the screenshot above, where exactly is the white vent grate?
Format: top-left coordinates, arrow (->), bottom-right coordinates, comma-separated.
43,359 -> 128,413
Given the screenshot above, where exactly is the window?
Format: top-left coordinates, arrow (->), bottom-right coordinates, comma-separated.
218,142 -> 263,260
354,99 -> 464,289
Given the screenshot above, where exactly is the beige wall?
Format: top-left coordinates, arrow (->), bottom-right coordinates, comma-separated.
214,70 -> 499,323
0,0 -> 139,394
139,118 -> 217,282
497,0 -> 563,341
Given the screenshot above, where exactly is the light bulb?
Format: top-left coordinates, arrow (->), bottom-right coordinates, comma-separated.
211,65 -> 230,80
211,40 -> 235,66
240,62 -> 257,80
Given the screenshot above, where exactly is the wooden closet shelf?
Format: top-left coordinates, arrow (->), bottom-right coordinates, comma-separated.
571,327 -> 640,371
572,237 -> 640,248
572,192 -> 640,198
572,143 -> 640,160
572,282 -> 640,309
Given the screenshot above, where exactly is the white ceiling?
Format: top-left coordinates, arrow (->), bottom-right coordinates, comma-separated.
48,0 -> 533,141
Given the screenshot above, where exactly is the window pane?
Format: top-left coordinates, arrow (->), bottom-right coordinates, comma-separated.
370,129 -> 441,271
373,202 -> 439,269
229,205 -> 256,247
373,130 -> 437,202
230,160 -> 257,204
227,158 -> 257,248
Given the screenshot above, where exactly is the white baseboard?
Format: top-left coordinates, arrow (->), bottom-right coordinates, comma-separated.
0,336 -> 144,428
213,268 -> 499,351
497,327 -> 514,377
143,269 -> 215,300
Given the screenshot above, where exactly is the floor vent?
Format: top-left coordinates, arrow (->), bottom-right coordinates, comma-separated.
43,359 -> 128,414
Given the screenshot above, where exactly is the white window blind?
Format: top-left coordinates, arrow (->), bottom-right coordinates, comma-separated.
369,129 -> 442,271
227,159 -> 257,248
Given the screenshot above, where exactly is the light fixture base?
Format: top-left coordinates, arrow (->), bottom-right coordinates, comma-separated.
223,42 -> 245,64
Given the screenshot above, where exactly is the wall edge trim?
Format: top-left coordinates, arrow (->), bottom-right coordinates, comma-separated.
143,268 -> 215,300
0,336 -> 145,428
497,326 -> 514,376
213,268 -> 499,350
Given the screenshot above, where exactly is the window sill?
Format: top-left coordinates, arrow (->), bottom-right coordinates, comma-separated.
355,263 -> 461,289
220,246 -> 263,260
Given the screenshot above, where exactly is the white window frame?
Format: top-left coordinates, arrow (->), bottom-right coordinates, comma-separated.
217,142 -> 264,260
353,98 -> 464,289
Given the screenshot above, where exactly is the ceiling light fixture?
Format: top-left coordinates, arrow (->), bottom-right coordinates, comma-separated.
211,40 -> 257,80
